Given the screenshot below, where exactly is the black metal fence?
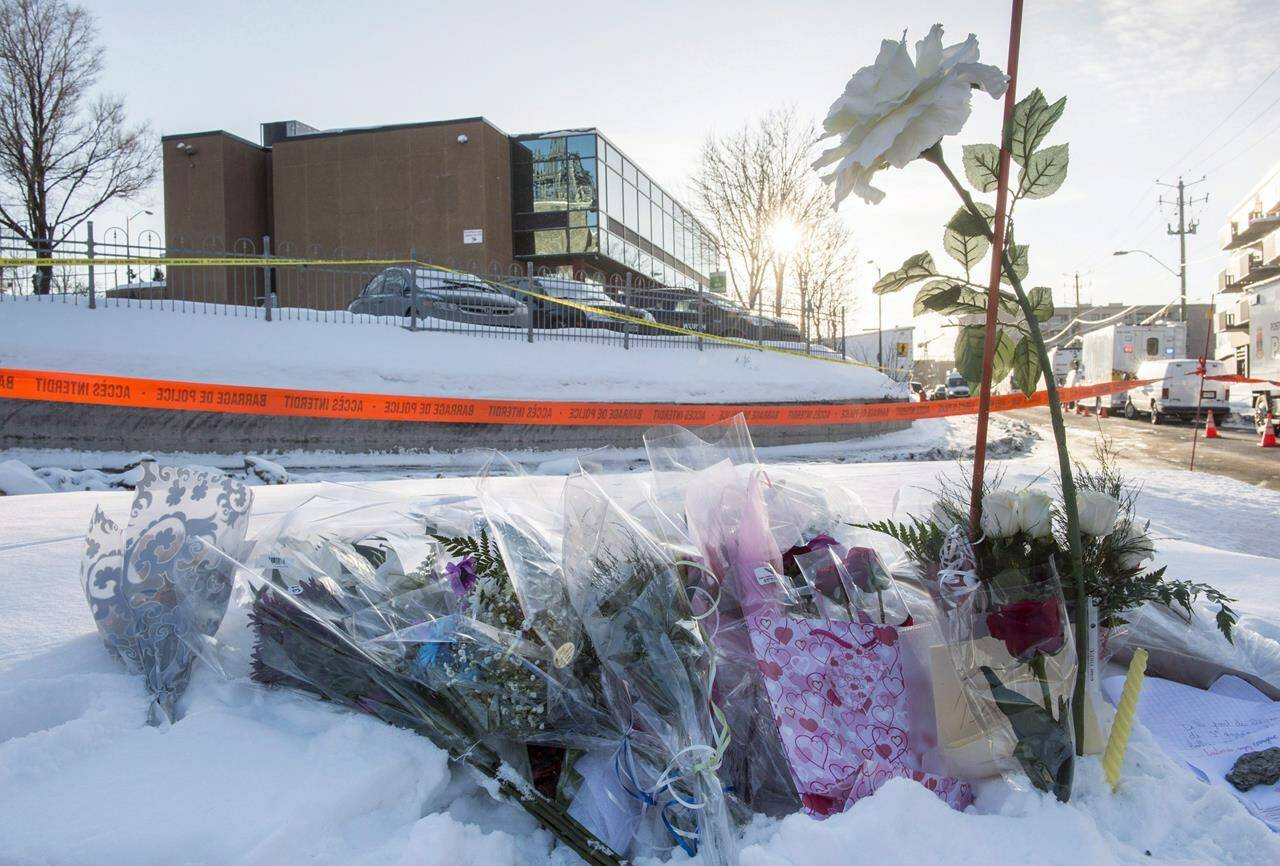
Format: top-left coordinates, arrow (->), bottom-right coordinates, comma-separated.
0,229 -> 851,358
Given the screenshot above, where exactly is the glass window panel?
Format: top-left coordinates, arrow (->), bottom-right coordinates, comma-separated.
624,181 -> 638,230
515,211 -> 568,231
638,175 -> 650,197
664,213 -> 675,254
606,169 -> 623,222
605,140 -> 622,170
534,230 -> 567,255
638,194 -> 651,240
532,159 -> 569,212
518,138 -> 567,162
566,135 -> 595,159
623,159 -> 637,186
605,230 -> 624,261
514,232 -> 535,257
566,156 -> 597,210
569,227 -> 598,253
652,200 -> 663,248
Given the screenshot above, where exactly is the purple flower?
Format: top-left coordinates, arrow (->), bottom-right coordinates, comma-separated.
445,555 -> 478,596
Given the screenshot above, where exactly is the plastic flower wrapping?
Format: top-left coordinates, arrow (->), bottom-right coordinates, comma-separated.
78,422 -> 1033,864
81,462 -> 252,725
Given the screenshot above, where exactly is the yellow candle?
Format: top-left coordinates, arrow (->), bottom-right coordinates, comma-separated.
1103,648 -> 1149,791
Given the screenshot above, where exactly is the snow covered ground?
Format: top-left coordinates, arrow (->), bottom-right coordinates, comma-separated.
0,301 -> 900,403
2,449 -> 1279,864
0,416 -> 1037,494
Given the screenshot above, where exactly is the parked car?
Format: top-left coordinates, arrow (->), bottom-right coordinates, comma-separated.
909,380 -> 926,401
944,371 -> 971,399
348,267 -> 529,328
930,384 -> 949,401
627,288 -> 804,343
500,276 -> 656,332
1126,358 -> 1231,425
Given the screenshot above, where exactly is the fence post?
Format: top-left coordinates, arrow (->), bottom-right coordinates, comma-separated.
262,235 -> 273,321
804,302 -> 811,355
409,248 -> 418,332
756,291 -> 764,348
87,221 -> 96,310
840,306 -> 847,359
526,261 -> 534,344
623,273 -> 632,350
697,281 -> 704,351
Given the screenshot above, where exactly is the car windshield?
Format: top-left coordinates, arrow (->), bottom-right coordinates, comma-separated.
414,272 -> 497,294
947,376 -> 966,387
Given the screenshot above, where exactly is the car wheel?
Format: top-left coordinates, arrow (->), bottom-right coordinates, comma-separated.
1124,401 -> 1137,420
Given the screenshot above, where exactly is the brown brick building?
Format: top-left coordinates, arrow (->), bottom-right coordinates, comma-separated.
161,117 -> 717,309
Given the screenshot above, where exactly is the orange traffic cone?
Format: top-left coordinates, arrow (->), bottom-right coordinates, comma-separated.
1082,405 -> 1091,417
1205,411 -> 1220,439
1262,415 -> 1278,448
1100,405 -> 1109,418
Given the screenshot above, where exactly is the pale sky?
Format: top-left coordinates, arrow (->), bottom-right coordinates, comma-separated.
88,0 -> 1280,339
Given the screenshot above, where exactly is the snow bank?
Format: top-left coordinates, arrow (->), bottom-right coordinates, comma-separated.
0,301 -> 901,403
2,461 -> 1278,863
0,458 -> 53,495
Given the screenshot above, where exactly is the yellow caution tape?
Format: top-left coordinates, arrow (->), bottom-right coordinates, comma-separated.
0,254 -> 898,374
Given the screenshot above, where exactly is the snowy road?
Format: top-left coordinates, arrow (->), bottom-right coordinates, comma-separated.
1006,407 -> 1280,489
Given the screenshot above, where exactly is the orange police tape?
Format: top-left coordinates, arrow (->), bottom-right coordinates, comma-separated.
0,368 -> 1159,428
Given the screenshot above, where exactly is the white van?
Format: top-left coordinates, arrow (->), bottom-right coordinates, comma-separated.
1125,359 -> 1231,424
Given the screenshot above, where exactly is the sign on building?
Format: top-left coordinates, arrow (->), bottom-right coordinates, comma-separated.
709,271 -> 727,293
463,229 -> 484,244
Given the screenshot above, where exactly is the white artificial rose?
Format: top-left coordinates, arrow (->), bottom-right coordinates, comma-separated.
980,490 -> 1021,539
1077,490 -> 1121,537
814,23 -> 1008,206
1116,522 -> 1156,571
1018,489 -> 1054,539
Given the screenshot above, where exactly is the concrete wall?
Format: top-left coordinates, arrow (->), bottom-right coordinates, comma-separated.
0,400 -> 908,454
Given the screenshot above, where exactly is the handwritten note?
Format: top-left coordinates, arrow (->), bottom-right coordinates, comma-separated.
1103,673 -> 1280,830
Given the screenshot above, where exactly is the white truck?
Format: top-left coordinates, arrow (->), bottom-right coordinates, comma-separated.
1126,359 -> 1231,424
1246,283 -> 1280,432
1079,323 -> 1187,412
1047,346 -> 1081,386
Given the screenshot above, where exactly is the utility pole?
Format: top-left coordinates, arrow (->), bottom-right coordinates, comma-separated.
1159,176 -> 1207,323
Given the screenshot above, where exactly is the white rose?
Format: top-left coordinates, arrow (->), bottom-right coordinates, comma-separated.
1116,522 -> 1156,571
980,490 -> 1021,539
814,24 -> 1008,206
1018,489 -> 1054,539
1076,490 -> 1120,537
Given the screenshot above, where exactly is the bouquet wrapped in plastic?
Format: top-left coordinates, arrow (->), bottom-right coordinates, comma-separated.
81,462 -> 252,724
245,491 -> 623,866
560,468 -> 736,864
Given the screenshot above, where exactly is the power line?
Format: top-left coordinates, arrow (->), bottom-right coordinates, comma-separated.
1202,111 -> 1280,176
1164,58 -> 1280,175
1188,89 -> 1280,174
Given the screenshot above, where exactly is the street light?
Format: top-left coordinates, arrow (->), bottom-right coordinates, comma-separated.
867,259 -> 884,370
1113,248 -> 1184,320
125,209 -> 153,281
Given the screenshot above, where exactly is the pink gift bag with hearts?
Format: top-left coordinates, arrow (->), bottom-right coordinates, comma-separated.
849,759 -> 974,812
747,613 -> 915,815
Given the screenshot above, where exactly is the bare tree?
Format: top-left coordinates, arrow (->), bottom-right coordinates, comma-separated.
692,107 -> 825,311
0,0 -> 154,293
790,210 -> 857,342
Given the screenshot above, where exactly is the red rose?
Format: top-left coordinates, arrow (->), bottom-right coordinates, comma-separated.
985,597 -> 1065,661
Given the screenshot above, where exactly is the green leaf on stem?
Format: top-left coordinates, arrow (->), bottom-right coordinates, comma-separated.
955,324 -> 1015,388
914,280 -> 964,316
873,252 -> 937,295
1001,243 -> 1030,285
1011,336 -> 1043,397
1018,143 -> 1070,199
944,204 -> 994,270
1010,89 -> 1068,168
979,665 -> 1074,802
1027,286 -> 1055,322
962,144 -> 1001,192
